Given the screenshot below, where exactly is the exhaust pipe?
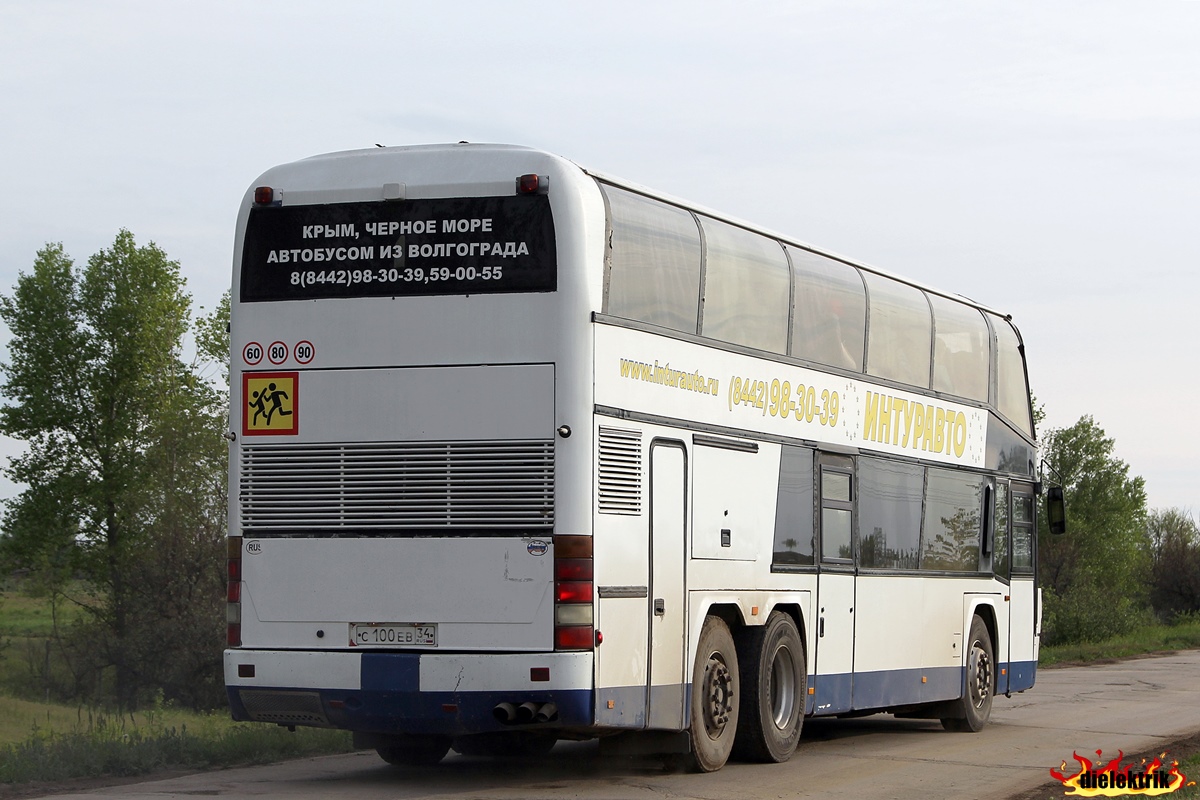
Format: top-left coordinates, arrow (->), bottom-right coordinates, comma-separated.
516,701 -> 540,723
533,702 -> 558,723
493,702 -> 518,724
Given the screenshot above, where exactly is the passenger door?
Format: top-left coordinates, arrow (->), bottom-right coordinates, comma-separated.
647,440 -> 687,729
813,453 -> 855,715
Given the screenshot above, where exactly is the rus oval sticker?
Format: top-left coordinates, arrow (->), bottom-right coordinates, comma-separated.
527,540 -> 548,556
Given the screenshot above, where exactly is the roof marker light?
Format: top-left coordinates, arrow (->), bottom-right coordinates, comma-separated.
254,186 -> 275,205
516,174 -> 549,195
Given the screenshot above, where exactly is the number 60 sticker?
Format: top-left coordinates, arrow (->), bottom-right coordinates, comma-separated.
243,342 -> 263,365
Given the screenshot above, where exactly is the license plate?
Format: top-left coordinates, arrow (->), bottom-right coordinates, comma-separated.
350,623 -> 437,647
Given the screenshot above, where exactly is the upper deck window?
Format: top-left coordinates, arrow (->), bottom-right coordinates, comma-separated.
864,273 -> 933,388
995,320 -> 1033,435
698,217 -> 790,353
240,195 -> 556,302
787,247 -> 866,372
929,294 -> 990,402
603,186 -> 701,334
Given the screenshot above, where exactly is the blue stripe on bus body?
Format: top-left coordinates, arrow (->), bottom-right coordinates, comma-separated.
1006,660 -> 1036,693
227,657 -> 1040,735
228,683 -> 593,736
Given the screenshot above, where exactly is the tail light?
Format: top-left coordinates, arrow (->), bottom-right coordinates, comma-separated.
227,536 -> 242,646
554,535 -> 593,650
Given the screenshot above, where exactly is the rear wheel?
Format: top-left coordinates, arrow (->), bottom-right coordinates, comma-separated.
734,611 -> 806,762
940,616 -> 994,732
687,616 -> 740,772
375,734 -> 452,766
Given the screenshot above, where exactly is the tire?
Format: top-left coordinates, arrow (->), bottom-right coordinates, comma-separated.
940,615 -> 994,733
452,731 -> 557,757
687,616 -> 740,772
733,611 -> 806,762
375,734 -> 452,766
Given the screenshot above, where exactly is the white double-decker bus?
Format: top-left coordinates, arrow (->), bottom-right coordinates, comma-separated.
224,143 -> 1054,771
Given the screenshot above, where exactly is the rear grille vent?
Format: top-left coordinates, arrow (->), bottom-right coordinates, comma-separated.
239,690 -> 331,727
240,440 -> 554,533
597,426 -> 642,516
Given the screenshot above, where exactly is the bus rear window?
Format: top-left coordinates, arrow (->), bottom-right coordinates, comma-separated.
240,195 -> 556,302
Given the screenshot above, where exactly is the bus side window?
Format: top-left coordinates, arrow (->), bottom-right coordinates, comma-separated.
602,185 -> 702,335
858,458 -> 922,570
863,273 -> 933,389
993,483 -> 1010,579
929,294 -> 990,402
786,246 -> 866,372
698,216 -> 790,354
921,468 -> 983,572
995,321 -> 1033,436
772,446 -> 815,567
819,459 -> 855,563
1011,489 -> 1034,573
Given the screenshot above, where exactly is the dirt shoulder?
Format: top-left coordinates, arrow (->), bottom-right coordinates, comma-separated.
1006,728 -> 1200,800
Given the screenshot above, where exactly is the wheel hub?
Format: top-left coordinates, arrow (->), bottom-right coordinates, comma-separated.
970,644 -> 992,709
703,655 -> 734,736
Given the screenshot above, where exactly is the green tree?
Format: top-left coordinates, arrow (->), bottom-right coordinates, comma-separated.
1039,415 -> 1149,644
1146,508 -> 1200,622
0,232 -> 226,709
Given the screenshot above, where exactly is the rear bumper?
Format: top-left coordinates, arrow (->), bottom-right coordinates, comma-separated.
224,649 -> 593,735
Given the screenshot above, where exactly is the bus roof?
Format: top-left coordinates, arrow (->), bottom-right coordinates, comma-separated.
267,142 -> 1017,328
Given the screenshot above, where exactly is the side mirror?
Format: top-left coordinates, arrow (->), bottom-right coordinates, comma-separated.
1046,486 -> 1067,535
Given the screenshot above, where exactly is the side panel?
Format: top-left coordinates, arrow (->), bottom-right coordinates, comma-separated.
1008,577 -> 1038,691
813,572 -> 855,714
852,576 -> 924,709
920,581 -> 970,702
691,444 -> 771,562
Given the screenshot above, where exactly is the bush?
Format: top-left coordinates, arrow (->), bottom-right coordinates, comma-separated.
1042,583 -> 1154,646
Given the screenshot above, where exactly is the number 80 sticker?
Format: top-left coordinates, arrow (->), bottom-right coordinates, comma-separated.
267,341 -> 288,365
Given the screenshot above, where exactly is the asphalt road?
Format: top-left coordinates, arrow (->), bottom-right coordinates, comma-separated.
30,650 -> 1200,799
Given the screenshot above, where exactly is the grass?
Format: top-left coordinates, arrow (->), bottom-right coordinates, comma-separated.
1038,615 -> 1200,667
0,698 -> 354,785
0,696 -> 232,747
0,583 -> 90,638
1176,751 -> 1200,798
0,582 -> 354,788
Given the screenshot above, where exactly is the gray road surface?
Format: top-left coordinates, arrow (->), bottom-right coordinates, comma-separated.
31,650 -> 1200,799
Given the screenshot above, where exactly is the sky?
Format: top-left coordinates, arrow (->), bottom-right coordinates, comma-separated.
1,1 -> 1197,513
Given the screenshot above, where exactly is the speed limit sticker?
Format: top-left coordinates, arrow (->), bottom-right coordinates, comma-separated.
267,341 -> 289,365
243,342 -> 264,365
294,340 -> 315,364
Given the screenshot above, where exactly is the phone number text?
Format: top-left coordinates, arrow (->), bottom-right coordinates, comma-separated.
729,376 -> 841,428
289,265 -> 505,289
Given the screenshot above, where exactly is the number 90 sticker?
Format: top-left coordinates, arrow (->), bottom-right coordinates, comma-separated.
294,340 -> 315,364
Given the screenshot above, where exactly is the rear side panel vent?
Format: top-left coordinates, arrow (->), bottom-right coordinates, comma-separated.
597,426 -> 642,516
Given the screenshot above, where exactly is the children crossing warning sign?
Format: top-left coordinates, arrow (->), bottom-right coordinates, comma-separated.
243,372 -> 298,436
